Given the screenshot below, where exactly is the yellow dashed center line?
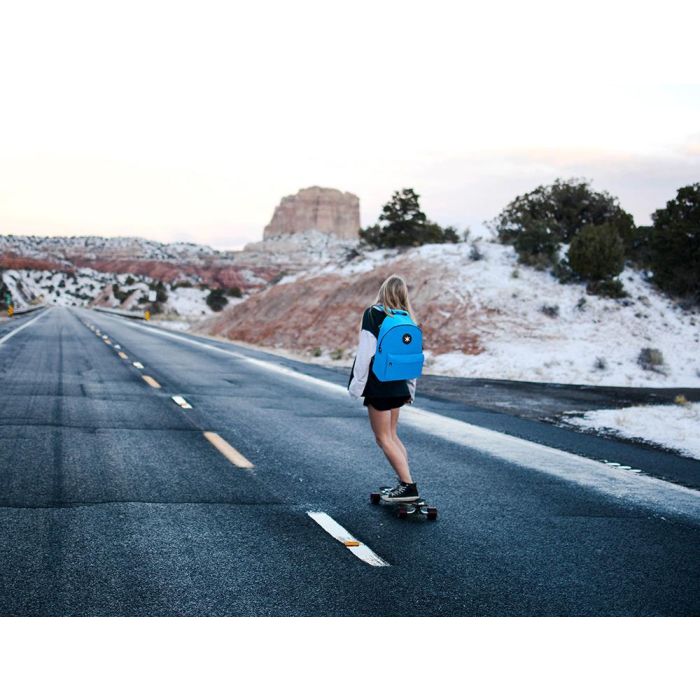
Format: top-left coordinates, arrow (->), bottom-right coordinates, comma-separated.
142,375 -> 161,389
204,432 -> 254,468
118,351 -> 128,359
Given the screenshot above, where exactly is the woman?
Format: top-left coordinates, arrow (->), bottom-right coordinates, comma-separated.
348,275 -> 419,502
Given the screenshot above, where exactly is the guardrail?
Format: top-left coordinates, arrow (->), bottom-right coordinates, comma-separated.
9,305 -> 47,316
93,306 -> 147,320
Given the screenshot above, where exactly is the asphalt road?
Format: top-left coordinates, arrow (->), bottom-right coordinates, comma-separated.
0,307 -> 698,616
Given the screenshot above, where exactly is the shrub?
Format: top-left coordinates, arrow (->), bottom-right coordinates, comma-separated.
311,347 -> 322,357
490,178 -> 635,267
469,243 -> 484,261
227,286 -> 242,298
330,348 -> 344,361
568,223 -> 625,281
648,183 -> 700,303
540,304 -> 559,318
638,347 -> 665,372
594,357 -> 607,371
586,278 -> 627,298
205,288 -> 228,312
148,280 -> 168,303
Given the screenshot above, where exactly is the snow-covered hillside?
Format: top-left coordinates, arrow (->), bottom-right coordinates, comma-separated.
0,234 -> 221,263
197,234 -> 700,388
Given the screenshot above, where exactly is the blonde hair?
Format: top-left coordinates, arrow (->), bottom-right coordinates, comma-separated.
375,274 -> 416,321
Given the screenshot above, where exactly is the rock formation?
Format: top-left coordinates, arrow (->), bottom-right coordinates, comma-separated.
263,186 -> 360,240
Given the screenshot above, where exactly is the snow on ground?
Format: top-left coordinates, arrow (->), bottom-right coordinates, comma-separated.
411,237 -> 700,387
165,287 -> 213,317
563,402 -> 700,460
278,234 -> 700,387
2,268 -> 111,308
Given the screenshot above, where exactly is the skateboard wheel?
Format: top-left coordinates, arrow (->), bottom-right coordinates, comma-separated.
370,493 -> 381,505
427,507 -> 438,520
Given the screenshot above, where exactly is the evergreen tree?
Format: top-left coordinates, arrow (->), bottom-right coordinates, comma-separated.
359,188 -> 459,248
649,183 -> 700,302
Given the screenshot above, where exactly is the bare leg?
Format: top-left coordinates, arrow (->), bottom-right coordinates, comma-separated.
390,407 -> 408,465
368,405 -> 413,484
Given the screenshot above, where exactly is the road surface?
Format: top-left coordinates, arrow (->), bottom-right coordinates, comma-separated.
1,307 -> 698,615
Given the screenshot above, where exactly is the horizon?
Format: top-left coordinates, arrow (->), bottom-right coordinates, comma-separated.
1,2 -> 698,249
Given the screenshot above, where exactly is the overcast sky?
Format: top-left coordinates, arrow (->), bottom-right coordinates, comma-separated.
1,1 -> 698,249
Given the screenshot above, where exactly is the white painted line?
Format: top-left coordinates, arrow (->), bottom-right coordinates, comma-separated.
133,361 -> 144,369
171,395 -> 193,409
0,309 -> 50,347
204,431 -> 254,468
109,316 -> 700,521
307,512 -> 389,567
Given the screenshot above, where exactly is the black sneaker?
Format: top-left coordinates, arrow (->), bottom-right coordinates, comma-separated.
382,481 -> 419,502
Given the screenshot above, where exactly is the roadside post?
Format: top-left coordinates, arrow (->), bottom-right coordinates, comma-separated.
146,289 -> 157,321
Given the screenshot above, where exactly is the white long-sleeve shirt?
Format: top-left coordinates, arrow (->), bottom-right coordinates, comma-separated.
347,306 -> 417,401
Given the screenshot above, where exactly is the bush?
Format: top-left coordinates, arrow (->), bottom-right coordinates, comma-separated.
568,223 -> 625,281
594,357 -> 607,371
469,243 -> 484,261
205,288 -> 228,312
540,304 -> 559,318
490,178 -> 635,267
648,183 -> 700,303
149,280 -> 168,303
638,347 -> 665,373
586,278 -> 627,298
330,348 -> 344,361
227,286 -> 242,298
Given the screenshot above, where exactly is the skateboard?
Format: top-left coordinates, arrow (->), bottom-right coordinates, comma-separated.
370,485 -> 438,520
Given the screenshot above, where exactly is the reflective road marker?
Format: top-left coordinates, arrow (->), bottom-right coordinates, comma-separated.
142,375 -> 161,389
203,432 -> 253,468
118,351 -> 128,360
133,361 -> 144,369
307,512 -> 389,567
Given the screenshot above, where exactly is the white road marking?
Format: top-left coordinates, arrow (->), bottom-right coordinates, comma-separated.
133,362 -> 144,369
142,375 -> 161,389
307,512 -> 389,567
171,395 -> 193,409
0,309 -> 50,347
203,431 -> 253,468
105,315 -> 700,521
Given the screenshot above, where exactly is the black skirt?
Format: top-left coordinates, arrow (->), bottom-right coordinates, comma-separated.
363,395 -> 410,411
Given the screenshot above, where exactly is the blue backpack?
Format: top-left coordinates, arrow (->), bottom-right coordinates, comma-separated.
371,306 -> 424,382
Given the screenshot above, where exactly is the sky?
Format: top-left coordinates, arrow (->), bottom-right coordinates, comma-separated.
1,0 -> 698,250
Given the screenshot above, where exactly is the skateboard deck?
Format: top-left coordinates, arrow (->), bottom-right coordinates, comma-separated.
370,486 -> 438,520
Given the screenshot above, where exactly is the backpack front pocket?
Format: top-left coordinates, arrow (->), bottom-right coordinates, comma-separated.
385,352 -> 424,381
